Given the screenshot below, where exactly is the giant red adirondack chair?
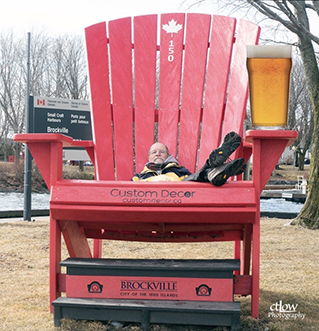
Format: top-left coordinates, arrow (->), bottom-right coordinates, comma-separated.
14,13 -> 297,328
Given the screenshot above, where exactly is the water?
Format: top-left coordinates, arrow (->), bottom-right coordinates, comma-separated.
0,192 -> 303,213
260,198 -> 302,213
0,192 -> 50,211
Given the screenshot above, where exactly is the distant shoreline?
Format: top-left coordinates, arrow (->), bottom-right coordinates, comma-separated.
0,209 -> 299,220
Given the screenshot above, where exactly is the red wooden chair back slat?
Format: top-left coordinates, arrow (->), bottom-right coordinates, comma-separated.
198,15 -> 236,169
178,14 -> 212,172
157,13 -> 185,157
108,17 -> 134,180
134,15 -> 158,172
222,19 -> 261,143
85,22 -> 114,180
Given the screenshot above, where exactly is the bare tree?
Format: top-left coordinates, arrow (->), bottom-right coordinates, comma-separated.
0,29 -> 89,165
26,31 -> 52,96
289,56 -> 314,170
0,111 -> 10,161
50,35 -> 88,99
241,0 -> 319,229
50,37 -> 68,97
19,31 -> 88,99
185,0 -> 319,228
0,31 -> 25,162
296,91 -> 314,170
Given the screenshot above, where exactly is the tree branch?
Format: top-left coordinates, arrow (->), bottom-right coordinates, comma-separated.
311,0 -> 319,17
247,0 -> 300,34
246,0 -> 319,45
289,0 -> 319,45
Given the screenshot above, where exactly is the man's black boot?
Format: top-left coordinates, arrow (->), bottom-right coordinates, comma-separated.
208,132 -> 241,168
183,132 -> 242,183
207,158 -> 246,186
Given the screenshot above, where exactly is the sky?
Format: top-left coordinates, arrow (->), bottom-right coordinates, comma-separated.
0,0 -> 220,36
0,0 -> 318,44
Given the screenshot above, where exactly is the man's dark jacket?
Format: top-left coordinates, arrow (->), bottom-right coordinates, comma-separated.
132,155 -> 191,181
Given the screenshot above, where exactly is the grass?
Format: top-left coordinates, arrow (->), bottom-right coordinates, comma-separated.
0,217 -> 318,330
272,164 -> 310,182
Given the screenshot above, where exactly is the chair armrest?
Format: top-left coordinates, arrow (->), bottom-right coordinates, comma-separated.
14,133 -> 94,148
244,130 -> 298,193
245,130 -> 297,145
13,133 -> 94,189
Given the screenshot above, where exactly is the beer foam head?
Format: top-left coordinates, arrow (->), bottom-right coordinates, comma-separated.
247,45 -> 292,58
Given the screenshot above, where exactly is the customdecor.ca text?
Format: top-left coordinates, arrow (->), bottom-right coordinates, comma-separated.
110,189 -> 195,204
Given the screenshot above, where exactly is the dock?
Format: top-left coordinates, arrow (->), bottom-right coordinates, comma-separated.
261,189 -> 306,203
262,176 -> 307,203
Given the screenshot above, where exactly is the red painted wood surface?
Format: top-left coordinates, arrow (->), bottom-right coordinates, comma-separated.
51,207 -> 256,227
134,15 -> 158,172
234,275 -> 252,295
50,181 -> 256,207
50,216 -> 61,312
246,130 -> 298,190
13,133 -> 93,188
178,14 -> 211,172
221,20 -> 261,145
85,23 -> 114,180
65,275 -> 234,302
158,13 -> 185,156
198,15 -> 236,168
108,17 -> 134,180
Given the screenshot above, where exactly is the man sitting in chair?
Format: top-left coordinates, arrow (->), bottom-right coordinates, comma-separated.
132,132 -> 246,186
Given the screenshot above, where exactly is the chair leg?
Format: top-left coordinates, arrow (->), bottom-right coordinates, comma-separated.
233,241 -> 241,275
50,215 -> 61,313
241,224 -> 252,275
93,239 -> 102,258
251,217 -> 260,318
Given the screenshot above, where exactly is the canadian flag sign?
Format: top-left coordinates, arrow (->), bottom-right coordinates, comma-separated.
37,99 -> 46,106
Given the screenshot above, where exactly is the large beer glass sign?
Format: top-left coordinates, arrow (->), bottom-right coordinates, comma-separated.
247,45 -> 292,129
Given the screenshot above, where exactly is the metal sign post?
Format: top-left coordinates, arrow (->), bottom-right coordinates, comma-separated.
23,33 -> 32,221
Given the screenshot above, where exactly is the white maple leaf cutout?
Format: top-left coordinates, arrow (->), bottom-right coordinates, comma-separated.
162,19 -> 183,37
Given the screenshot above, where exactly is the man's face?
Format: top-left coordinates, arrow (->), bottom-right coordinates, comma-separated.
148,143 -> 169,164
